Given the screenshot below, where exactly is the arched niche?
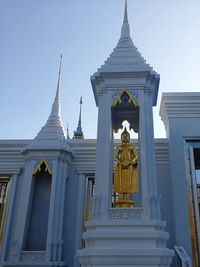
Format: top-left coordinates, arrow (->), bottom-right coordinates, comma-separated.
25,160 -> 52,251
112,89 -> 139,133
111,89 -> 141,207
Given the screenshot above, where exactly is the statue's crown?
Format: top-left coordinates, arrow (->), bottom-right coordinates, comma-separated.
121,127 -> 130,137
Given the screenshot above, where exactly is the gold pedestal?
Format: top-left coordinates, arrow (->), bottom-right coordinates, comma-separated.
115,199 -> 134,208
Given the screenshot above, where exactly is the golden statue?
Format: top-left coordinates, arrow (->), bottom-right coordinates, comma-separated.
114,127 -> 138,207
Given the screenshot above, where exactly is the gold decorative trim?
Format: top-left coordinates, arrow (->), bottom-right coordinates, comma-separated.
33,160 -> 52,175
112,89 -> 139,109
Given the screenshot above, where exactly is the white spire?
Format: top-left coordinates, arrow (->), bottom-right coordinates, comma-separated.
92,1 -> 158,74
50,54 -> 62,117
25,55 -> 71,151
35,54 -> 65,142
120,0 -> 131,39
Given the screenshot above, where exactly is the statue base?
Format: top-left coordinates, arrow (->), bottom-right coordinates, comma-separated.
115,199 -> 134,208
78,214 -> 174,267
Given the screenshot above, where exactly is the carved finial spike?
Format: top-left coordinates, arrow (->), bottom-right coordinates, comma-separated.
120,0 -> 131,38
67,123 -> 70,139
73,96 -> 84,139
80,96 -> 83,105
124,0 -> 128,23
78,96 -> 83,127
56,54 -> 62,99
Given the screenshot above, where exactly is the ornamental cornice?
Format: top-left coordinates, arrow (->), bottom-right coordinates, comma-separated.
92,70 -> 152,81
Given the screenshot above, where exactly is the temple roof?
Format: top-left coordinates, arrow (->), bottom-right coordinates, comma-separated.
93,0 -> 158,75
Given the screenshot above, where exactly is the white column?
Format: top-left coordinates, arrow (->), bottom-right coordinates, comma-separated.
139,91 -> 151,218
73,173 -> 86,267
0,174 -> 18,266
146,91 -> 160,219
95,93 -> 113,216
139,90 -> 159,219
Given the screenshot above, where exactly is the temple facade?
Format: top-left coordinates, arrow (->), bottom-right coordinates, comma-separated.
0,2 -> 200,267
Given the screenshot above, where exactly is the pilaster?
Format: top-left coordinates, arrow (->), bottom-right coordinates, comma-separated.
95,93 -> 113,215
138,90 -> 151,218
46,158 -> 69,262
73,174 -> 86,267
11,161 -> 35,260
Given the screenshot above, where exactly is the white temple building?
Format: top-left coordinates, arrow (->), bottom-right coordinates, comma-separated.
0,1 -> 199,267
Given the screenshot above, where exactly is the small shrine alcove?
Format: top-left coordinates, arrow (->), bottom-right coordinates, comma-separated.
111,89 -> 141,208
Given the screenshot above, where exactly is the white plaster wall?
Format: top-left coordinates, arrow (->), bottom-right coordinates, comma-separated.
160,92 -> 200,264
156,163 -> 174,249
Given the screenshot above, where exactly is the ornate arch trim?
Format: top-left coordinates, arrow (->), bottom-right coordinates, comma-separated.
33,160 -> 52,176
111,89 -> 139,109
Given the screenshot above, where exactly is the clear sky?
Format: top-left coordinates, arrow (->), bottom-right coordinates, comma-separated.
1,0 -> 200,139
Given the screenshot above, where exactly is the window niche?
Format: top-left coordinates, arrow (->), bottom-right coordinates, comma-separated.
25,160 -> 52,251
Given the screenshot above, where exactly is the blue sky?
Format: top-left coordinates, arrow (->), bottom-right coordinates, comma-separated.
1,0 -> 200,139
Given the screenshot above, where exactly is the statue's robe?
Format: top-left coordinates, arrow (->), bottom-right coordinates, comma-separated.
114,144 -> 138,194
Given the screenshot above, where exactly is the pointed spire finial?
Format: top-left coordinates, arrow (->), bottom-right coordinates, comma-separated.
55,54 -> 62,100
67,123 -> 70,139
50,55 -> 63,117
120,0 -> 131,38
78,96 -> 83,128
73,96 -> 84,139
124,0 -> 128,23
32,55 -> 66,145
80,96 -> 83,105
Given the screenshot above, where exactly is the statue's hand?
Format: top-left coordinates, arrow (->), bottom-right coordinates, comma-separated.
122,162 -> 130,168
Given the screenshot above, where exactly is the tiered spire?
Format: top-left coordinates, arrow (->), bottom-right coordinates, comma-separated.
73,97 -> 84,139
93,0 -> 157,74
25,55 -> 70,150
